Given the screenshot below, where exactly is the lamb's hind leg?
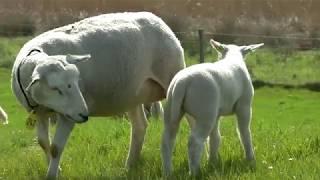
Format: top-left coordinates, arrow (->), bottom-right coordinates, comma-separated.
126,104 -> 148,168
188,112 -> 216,176
183,84 -> 218,175
161,102 -> 183,175
208,118 -> 221,164
236,105 -> 255,162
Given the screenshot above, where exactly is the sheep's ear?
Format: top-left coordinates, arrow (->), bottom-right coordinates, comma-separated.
66,54 -> 91,64
210,39 -> 226,52
26,75 -> 40,93
241,43 -> 264,55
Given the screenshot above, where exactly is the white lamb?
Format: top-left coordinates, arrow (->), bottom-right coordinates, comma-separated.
161,39 -> 264,175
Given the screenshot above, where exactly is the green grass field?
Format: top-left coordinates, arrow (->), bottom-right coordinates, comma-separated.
0,37 -> 320,179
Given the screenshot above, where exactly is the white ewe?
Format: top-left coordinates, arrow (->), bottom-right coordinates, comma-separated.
161,39 -> 263,175
11,12 -> 185,179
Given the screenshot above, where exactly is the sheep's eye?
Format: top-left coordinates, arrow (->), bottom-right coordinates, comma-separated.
67,84 -> 71,88
52,88 -> 63,95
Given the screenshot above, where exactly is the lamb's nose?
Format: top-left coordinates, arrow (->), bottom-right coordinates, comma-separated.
78,113 -> 89,123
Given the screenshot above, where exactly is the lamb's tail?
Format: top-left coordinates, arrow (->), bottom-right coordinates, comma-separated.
0,106 -> 8,125
166,79 -> 187,124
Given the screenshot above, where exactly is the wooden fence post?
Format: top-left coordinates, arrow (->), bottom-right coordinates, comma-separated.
198,29 -> 204,63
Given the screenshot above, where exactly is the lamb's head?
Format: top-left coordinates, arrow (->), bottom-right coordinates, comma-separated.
210,39 -> 264,60
26,54 -> 91,123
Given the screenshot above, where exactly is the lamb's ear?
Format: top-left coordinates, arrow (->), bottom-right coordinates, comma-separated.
66,54 -> 91,64
209,39 -> 226,52
241,43 -> 264,55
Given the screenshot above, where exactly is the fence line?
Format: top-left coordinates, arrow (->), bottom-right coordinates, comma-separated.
1,24 -> 320,63
174,31 -> 320,41
203,32 -> 320,41
1,22 -> 320,41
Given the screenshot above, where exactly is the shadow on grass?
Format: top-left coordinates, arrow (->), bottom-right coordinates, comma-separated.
202,158 -> 255,178
125,156 -> 163,180
253,80 -> 320,92
286,136 -> 320,160
74,157 -> 255,179
147,157 -> 256,179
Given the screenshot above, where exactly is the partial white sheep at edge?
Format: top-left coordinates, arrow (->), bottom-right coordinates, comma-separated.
161,39 -> 264,176
0,106 -> 8,124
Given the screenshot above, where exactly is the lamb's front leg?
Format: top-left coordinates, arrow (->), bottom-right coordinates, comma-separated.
236,105 -> 255,162
126,104 -> 148,168
47,115 -> 75,179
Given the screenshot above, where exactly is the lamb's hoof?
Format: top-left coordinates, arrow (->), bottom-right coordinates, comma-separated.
189,168 -> 202,178
162,171 -> 172,179
125,163 -> 133,170
248,159 -> 256,170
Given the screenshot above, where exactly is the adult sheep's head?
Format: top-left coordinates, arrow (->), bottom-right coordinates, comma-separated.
26,54 -> 91,123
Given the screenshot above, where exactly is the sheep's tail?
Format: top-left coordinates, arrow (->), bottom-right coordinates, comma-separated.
166,79 -> 186,124
0,106 -> 8,125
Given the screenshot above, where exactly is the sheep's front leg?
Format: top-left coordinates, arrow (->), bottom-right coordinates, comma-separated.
150,101 -> 164,120
236,105 -> 255,162
185,114 -> 195,130
47,115 -> 75,179
126,104 -> 148,168
36,114 -> 51,164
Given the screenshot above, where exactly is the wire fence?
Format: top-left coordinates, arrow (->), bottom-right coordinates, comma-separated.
2,25 -> 320,64
1,22 -> 320,40
1,22 -> 320,63
0,22 -> 320,88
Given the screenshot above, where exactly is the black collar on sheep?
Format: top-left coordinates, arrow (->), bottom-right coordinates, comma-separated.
17,48 -> 42,111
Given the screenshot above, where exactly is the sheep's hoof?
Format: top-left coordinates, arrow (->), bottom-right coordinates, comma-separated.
46,173 -> 57,180
208,154 -> 221,166
125,159 -> 138,170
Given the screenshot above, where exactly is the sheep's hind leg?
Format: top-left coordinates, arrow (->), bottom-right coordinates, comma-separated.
126,104 -> 148,168
236,105 -> 255,162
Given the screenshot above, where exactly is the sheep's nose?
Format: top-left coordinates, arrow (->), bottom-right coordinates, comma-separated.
78,113 -> 89,123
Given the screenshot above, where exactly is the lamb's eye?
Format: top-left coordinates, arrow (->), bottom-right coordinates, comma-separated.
52,88 -> 63,95
67,84 -> 71,88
